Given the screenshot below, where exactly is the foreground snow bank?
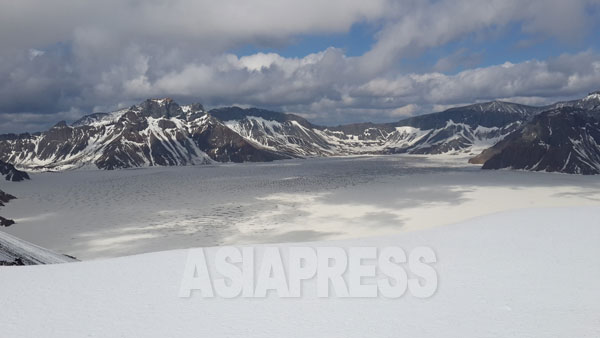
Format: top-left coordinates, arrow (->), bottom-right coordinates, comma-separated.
1,207 -> 599,337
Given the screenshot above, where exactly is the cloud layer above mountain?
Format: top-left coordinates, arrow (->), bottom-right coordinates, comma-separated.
1,0 -> 600,132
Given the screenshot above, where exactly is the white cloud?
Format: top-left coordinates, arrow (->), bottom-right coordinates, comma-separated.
356,52 -> 600,105
27,48 -> 45,60
0,0 -> 389,50
0,0 -> 599,132
357,0 -> 600,76
434,48 -> 483,73
390,104 -> 420,117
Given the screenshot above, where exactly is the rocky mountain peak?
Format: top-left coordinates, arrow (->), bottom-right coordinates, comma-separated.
180,103 -> 206,121
187,103 -> 204,112
551,90 -> 600,111
584,90 -> 600,101
52,121 -> 69,129
138,98 -> 183,118
152,97 -> 173,105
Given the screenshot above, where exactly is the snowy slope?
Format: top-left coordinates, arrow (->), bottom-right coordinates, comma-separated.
224,116 -> 339,156
222,110 -> 527,157
382,120 -> 519,155
0,207 -> 598,337
0,230 -> 75,265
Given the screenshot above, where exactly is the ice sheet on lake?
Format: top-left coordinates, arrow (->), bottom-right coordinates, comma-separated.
1,154 -> 599,260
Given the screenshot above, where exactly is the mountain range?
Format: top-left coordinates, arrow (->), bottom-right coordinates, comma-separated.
0,92 -> 599,174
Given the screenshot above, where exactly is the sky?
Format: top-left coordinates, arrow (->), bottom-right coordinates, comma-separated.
1,0 -> 600,133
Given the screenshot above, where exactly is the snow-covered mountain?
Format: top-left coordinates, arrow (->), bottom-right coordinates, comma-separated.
220,100 -> 542,158
0,99 -> 289,170
216,107 -> 341,157
470,103 -> 600,175
550,90 -> 600,111
385,100 -> 541,154
470,92 -> 600,174
0,92 -> 599,173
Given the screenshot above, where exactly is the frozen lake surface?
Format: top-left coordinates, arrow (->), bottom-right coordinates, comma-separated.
2,155 -> 599,260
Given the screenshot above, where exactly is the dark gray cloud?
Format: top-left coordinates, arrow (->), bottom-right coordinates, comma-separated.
0,0 -> 599,132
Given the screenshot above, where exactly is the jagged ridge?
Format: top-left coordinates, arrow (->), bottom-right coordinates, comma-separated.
0,99 -> 289,170
0,91 -> 599,174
